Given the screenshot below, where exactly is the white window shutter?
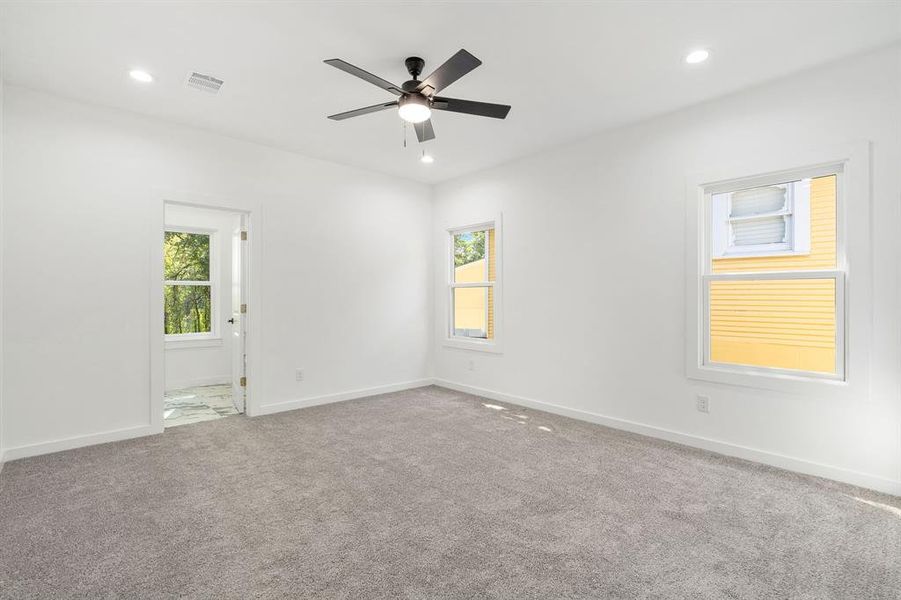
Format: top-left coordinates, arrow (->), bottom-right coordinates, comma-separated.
711,192 -> 730,258
791,179 -> 811,254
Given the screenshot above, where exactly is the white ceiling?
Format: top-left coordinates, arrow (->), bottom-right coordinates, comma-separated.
2,1 -> 899,184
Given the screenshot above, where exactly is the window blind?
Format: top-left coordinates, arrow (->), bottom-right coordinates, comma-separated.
732,217 -> 788,246
730,185 -> 789,246
730,186 -> 786,216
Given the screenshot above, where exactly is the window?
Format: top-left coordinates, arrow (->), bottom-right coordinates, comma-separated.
702,168 -> 843,379
164,230 -> 215,338
712,179 -> 810,257
447,220 -> 499,349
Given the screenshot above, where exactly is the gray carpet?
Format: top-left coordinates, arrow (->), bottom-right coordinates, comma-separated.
1,385 -> 899,599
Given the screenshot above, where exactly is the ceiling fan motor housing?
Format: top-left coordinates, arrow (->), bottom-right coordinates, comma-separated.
401,80 -> 424,93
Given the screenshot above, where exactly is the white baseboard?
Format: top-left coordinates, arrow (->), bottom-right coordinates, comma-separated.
165,375 -> 230,392
256,378 -> 434,416
2,424 -> 160,463
0,378 -> 433,463
5,376 -> 896,497
434,379 -> 901,497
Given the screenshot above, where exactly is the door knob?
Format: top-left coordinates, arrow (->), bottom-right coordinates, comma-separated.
227,318 -> 235,324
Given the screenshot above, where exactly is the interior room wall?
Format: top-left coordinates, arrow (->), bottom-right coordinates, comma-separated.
0,73 -> 4,466
1,86 -> 432,457
163,204 -> 238,391
431,46 -> 901,495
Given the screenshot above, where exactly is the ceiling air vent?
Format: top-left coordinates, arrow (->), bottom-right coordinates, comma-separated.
185,72 -> 224,94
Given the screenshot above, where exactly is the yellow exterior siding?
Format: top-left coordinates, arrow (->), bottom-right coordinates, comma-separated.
454,259 -> 487,333
709,278 -> 836,372
710,175 -> 837,373
487,228 -> 496,339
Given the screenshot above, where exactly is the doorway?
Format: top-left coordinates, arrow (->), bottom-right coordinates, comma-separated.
162,203 -> 248,428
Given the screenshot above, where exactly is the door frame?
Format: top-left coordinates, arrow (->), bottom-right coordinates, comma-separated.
150,189 -> 263,434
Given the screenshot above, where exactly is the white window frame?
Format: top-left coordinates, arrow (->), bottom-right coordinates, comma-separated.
711,179 -> 811,258
685,142 -> 871,396
163,226 -> 220,344
444,216 -> 503,353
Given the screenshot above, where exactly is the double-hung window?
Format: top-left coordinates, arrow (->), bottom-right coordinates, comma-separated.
447,221 -> 499,350
164,230 -> 216,339
700,166 -> 844,380
712,179 -> 810,258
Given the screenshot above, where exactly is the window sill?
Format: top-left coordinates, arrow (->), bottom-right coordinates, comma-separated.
687,363 -> 848,396
718,249 -> 811,259
442,338 -> 503,354
165,336 -> 223,350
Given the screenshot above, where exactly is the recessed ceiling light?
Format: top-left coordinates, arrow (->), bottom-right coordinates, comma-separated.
420,153 -> 435,164
129,69 -> 154,83
685,49 -> 710,64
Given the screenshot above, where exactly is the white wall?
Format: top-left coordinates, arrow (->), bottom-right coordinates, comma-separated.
432,47 -> 901,495
0,74 -> 4,465
1,86 -> 432,456
164,204 -> 238,391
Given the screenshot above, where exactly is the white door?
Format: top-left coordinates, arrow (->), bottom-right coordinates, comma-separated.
230,217 -> 247,413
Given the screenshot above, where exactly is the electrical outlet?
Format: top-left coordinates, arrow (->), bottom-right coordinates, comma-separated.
696,395 -> 710,413
295,369 -> 304,382
467,359 -> 475,371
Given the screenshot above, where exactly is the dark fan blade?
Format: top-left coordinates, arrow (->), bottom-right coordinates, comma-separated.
328,101 -> 398,121
432,97 -> 511,119
415,49 -> 481,94
414,119 -> 435,142
324,59 -> 404,96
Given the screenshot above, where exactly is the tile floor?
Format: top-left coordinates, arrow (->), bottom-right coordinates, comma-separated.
164,384 -> 241,428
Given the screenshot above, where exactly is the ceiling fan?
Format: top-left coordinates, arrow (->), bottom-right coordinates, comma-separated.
324,49 -> 511,143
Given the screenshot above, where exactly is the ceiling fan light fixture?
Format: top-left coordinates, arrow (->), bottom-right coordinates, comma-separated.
398,95 -> 431,123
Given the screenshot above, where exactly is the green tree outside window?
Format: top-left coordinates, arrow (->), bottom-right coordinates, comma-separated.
164,232 -> 212,335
